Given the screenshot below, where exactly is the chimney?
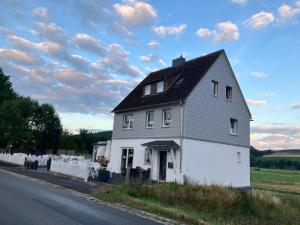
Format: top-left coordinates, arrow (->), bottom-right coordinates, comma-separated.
172,54 -> 186,67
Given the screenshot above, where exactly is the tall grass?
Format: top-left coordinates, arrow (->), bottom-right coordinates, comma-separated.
98,182 -> 300,225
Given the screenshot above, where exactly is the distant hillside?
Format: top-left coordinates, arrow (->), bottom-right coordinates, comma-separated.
250,146 -> 300,170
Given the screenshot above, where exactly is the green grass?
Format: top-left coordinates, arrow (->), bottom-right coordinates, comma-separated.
251,168 -> 300,185
95,180 -> 300,225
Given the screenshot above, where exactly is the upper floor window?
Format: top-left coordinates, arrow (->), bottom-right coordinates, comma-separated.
144,84 -> 151,96
211,80 -> 219,96
230,118 -> 238,135
226,86 -> 232,101
157,80 -> 165,93
146,111 -> 154,128
122,114 -> 133,129
162,109 -> 171,127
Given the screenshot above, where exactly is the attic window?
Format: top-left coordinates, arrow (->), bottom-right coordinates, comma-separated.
144,84 -> 151,95
173,78 -> 184,88
211,80 -> 219,96
157,80 -> 165,93
226,86 -> 232,101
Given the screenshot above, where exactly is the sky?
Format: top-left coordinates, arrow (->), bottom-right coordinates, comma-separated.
0,0 -> 300,150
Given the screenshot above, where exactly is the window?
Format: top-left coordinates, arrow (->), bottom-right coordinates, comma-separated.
212,80 -> 219,96
237,152 -> 241,163
144,148 -> 151,165
162,109 -> 171,127
230,118 -> 238,135
144,84 -> 151,95
157,80 -> 165,93
173,78 -> 184,88
226,86 -> 232,101
122,114 -> 133,129
146,111 -> 154,128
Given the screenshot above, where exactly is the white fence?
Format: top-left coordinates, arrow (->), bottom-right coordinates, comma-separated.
50,156 -> 101,182
0,153 -> 101,182
0,153 -> 27,166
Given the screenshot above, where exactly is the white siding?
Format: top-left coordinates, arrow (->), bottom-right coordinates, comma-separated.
112,104 -> 182,140
182,139 -> 250,187
184,53 -> 250,147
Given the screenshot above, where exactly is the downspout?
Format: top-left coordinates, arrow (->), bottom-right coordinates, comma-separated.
179,100 -> 184,173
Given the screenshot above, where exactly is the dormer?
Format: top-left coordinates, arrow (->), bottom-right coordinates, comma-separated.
143,80 -> 165,96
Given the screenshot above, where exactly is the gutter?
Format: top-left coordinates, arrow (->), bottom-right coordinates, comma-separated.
179,100 -> 184,172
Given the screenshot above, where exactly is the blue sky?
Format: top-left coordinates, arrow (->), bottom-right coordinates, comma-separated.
0,0 -> 300,149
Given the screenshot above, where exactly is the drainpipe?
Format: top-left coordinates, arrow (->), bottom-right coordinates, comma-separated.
179,100 -> 184,173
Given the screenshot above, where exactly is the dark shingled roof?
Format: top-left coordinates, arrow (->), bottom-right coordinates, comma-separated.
112,49 -> 224,113
141,140 -> 180,149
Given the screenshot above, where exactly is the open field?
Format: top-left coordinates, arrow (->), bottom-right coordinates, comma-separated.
94,168 -> 300,225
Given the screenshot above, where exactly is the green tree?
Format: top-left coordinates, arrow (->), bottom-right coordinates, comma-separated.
0,68 -> 17,104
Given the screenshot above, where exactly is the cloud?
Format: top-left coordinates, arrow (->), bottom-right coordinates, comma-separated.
251,124 -> 300,149
140,54 -> 154,63
32,7 -> 49,20
0,48 -> 42,65
91,43 -> 143,77
158,59 -> 166,66
147,40 -> 160,48
69,0 -> 135,41
114,0 -> 157,27
266,107 -> 283,112
244,11 -> 274,28
246,99 -> 268,105
35,22 -> 70,46
230,0 -> 247,6
152,24 -> 187,37
278,1 -> 300,20
292,103 -> 300,109
250,70 -> 269,78
73,33 -> 105,56
196,21 -> 239,43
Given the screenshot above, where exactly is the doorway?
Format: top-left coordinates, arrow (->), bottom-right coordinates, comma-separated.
120,148 -> 134,173
159,151 -> 167,181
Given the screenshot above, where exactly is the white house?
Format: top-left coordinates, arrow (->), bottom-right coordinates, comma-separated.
107,50 -> 251,187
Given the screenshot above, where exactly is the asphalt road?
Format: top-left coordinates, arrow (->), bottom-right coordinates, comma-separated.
0,170 -> 161,225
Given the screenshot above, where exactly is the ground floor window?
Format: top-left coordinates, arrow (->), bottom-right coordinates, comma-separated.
121,148 -> 134,172
144,148 -> 151,165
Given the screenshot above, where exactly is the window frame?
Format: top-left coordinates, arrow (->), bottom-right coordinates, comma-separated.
226,86 -> 233,101
211,80 -> 219,96
162,108 -> 172,127
144,84 -> 151,96
145,111 -> 154,128
122,114 -> 133,129
230,118 -> 238,135
157,80 -> 165,93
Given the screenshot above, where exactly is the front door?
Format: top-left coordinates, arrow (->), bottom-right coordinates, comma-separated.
121,148 -> 134,173
159,151 -> 167,181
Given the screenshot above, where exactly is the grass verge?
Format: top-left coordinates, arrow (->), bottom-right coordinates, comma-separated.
94,182 -> 300,225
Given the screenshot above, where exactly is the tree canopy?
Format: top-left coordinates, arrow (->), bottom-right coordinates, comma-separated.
0,68 -> 62,154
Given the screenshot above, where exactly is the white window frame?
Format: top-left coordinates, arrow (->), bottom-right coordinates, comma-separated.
157,80 -> 165,93
226,86 -> 232,101
145,111 -> 154,128
212,80 -> 219,96
162,109 -> 172,127
230,118 -> 238,135
144,84 -> 151,96
122,114 -> 133,129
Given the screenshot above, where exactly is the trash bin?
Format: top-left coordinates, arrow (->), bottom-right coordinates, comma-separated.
98,170 -> 110,182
